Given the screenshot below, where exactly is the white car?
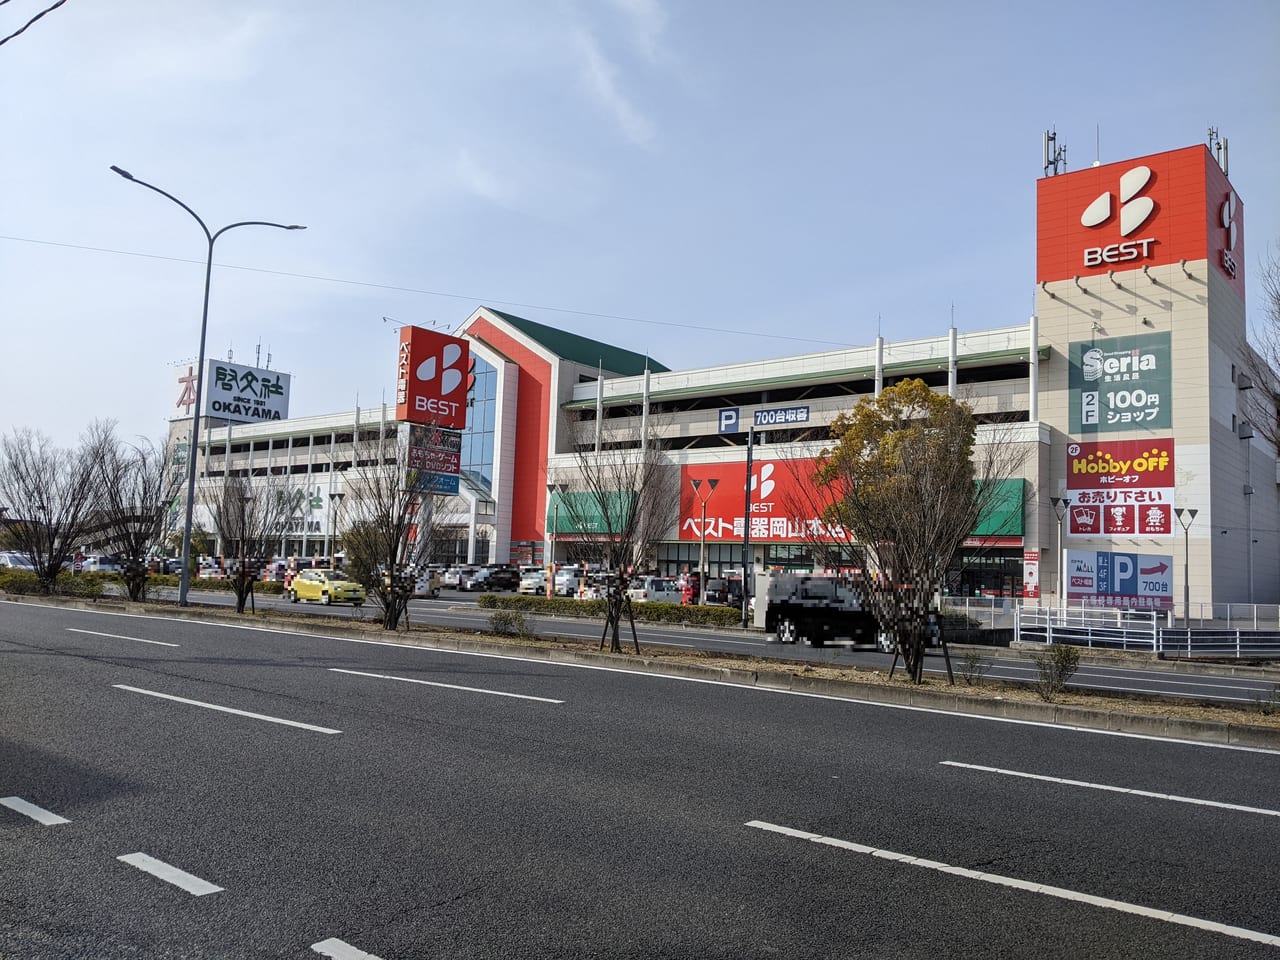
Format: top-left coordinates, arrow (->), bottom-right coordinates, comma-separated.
0,552 -> 36,571
626,576 -> 681,603
518,570 -> 547,595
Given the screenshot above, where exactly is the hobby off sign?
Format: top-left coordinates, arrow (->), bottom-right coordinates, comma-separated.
1065,438 -> 1174,539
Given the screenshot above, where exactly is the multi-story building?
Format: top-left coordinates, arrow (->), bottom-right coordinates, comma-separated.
169,137 -> 1274,613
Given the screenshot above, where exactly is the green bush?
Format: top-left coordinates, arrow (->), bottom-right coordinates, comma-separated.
1030,643 -> 1081,701
489,609 -> 533,637
0,569 -> 41,594
475,593 -> 743,627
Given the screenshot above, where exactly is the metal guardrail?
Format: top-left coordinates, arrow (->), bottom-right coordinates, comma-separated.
1015,607 -> 1280,658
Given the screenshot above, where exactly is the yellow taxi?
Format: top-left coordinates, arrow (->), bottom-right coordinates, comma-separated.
289,568 -> 366,606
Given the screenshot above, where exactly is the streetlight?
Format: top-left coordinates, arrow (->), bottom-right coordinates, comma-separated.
1050,496 -> 1072,610
110,165 -> 305,607
742,426 -> 756,628
689,477 -> 719,605
546,483 -> 566,599
1174,507 -> 1198,627
328,492 -> 345,566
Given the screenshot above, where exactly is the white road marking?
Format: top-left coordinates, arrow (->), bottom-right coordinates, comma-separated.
312,938 -> 384,959
0,796 -> 69,825
745,820 -> 1280,948
112,685 -> 341,734
939,761 -> 1280,817
329,668 -> 564,703
67,627 -> 178,647
117,852 -> 223,896
13,602 -> 1277,756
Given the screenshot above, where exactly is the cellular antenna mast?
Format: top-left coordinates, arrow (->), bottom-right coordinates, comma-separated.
1208,126 -> 1228,175
1043,128 -> 1067,177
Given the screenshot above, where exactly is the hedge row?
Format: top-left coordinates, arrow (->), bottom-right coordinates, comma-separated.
0,569 -> 104,598
475,593 -> 744,627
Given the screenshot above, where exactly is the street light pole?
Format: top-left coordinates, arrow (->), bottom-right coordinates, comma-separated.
690,477 -> 719,606
1174,507 -> 1198,627
742,426 -> 756,628
1050,496 -> 1072,611
110,165 -> 304,607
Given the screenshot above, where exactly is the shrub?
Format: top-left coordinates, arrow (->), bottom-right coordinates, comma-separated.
476,593 -> 745,627
959,650 -> 990,686
0,569 -> 41,594
489,609 -> 533,637
1253,684 -> 1280,717
1030,643 -> 1080,701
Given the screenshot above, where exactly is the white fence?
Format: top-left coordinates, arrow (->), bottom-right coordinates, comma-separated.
1015,606 -> 1280,658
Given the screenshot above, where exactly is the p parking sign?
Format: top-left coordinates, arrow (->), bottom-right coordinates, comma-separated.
718,408 -> 740,434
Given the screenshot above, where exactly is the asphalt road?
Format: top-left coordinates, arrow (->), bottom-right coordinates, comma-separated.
143,585 -> 1280,707
3,599 -> 1280,958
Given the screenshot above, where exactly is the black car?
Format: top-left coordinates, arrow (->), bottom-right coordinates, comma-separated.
481,566 -> 520,591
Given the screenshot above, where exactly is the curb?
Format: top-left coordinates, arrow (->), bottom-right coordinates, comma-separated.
6,594 -> 1280,750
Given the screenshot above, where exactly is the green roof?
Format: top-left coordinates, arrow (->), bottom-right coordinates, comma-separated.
486,308 -> 668,376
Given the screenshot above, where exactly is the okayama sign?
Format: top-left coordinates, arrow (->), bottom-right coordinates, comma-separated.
1068,332 -> 1170,434
202,360 -> 291,424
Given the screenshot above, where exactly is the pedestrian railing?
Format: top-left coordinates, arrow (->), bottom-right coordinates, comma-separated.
1015,607 -> 1280,658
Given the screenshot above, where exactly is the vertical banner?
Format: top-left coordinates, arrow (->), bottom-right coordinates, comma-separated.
1022,549 -> 1040,599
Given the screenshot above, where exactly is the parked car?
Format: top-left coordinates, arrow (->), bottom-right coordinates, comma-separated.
482,566 -> 520,591
0,552 -> 36,571
80,555 -> 123,573
626,575 -> 681,603
441,566 -> 474,589
518,569 -> 547,595
413,569 -> 441,598
459,567 -> 492,591
554,566 -> 585,597
289,569 -> 366,605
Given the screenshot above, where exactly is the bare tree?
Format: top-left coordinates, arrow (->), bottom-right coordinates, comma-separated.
202,474 -> 302,614
1240,243 -> 1280,450
339,423 -> 451,630
557,420 -> 680,653
85,421 -> 183,602
0,0 -> 69,47
0,427 -> 100,593
787,379 -> 1029,683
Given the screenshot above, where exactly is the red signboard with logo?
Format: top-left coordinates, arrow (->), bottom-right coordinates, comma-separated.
680,459 -> 851,543
1064,438 -> 1175,539
395,326 -> 470,430
1037,144 -> 1245,300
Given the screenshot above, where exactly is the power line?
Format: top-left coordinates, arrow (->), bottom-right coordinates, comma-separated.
0,233 -> 861,350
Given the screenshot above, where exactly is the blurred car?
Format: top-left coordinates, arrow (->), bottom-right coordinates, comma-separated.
441,566 -> 474,589
518,569 -> 547,595
413,569 -> 441,598
482,566 -> 519,591
626,576 -> 681,603
289,569 -> 366,605
0,552 -> 36,571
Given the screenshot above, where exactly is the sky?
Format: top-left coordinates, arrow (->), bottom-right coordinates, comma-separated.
2,0 -> 1277,449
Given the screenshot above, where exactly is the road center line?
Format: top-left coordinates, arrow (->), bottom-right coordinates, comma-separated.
112,685 -> 341,734
939,761 -> 1280,817
745,820 -> 1280,948
312,938 -> 384,960
117,852 -> 223,896
68,628 -> 178,647
0,796 -> 70,825
329,668 -> 564,704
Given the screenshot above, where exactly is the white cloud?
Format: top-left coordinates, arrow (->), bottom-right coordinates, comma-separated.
573,27 -> 655,147
607,0 -> 667,61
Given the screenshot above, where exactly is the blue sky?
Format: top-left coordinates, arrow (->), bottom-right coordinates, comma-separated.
3,0 -> 1277,448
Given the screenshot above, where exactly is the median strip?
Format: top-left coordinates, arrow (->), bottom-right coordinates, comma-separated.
117,852 -> 222,896
940,761 -> 1280,817
329,668 -> 564,704
112,685 -> 341,734
745,820 -> 1280,948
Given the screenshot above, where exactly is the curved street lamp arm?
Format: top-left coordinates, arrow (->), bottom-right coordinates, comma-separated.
213,221 -> 307,240
109,166 -> 212,243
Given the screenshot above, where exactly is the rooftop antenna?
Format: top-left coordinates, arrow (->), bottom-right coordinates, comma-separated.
1208,126 -> 1229,175
1094,124 -> 1101,167
1043,127 -> 1067,176
255,339 -> 261,368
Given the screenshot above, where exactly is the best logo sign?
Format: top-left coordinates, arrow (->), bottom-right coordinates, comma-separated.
395,326 -> 470,430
